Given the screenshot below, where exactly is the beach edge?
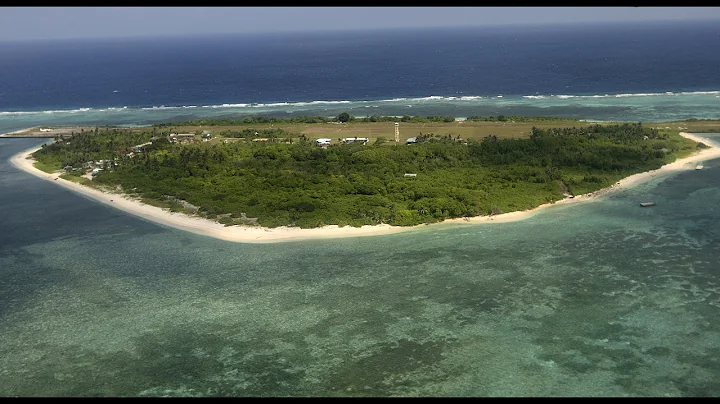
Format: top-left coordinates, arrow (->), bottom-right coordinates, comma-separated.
7,132 -> 718,243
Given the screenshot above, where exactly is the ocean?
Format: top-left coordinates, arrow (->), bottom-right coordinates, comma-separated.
1,21 -> 720,396
1,20 -> 719,134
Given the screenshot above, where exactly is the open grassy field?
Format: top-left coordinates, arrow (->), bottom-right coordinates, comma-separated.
162,120 -> 582,142
164,119 -> 720,145
6,119 -> 719,145
33,160 -> 59,174
652,120 -> 720,133
59,173 -> 93,185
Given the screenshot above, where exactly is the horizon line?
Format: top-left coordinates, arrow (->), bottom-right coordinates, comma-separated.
1,17 -> 718,44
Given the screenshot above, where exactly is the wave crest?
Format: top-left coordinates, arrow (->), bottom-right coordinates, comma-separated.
2,90 -> 719,115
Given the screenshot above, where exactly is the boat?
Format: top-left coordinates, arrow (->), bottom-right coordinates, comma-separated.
696,165 -> 704,170
640,202 -> 656,207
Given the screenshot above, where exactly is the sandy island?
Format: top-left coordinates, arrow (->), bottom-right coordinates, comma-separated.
8,132 -> 719,243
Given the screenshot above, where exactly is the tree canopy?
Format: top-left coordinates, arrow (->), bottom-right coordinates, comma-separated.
33,121 -> 699,229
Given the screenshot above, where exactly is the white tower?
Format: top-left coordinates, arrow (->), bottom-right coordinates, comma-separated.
394,122 -> 399,143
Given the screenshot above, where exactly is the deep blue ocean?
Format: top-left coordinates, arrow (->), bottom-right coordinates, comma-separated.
2,21 -> 720,396
1,20 -> 719,133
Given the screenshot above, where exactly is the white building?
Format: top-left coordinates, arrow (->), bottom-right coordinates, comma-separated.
342,137 -> 369,145
316,138 -> 332,146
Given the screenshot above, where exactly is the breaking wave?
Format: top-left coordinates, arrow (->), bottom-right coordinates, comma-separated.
1,90 -> 719,117
522,90 -> 720,100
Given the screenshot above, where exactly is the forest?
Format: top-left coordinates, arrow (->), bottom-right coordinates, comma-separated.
32,119 -> 701,228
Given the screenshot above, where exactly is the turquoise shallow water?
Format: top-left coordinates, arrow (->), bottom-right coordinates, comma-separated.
1,91 -> 719,134
1,137 -> 719,396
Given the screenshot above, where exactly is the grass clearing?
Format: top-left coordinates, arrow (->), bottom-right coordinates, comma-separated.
59,174 -> 92,185
33,160 -> 59,174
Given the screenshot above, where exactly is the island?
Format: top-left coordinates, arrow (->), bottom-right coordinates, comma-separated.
8,115 -> 720,243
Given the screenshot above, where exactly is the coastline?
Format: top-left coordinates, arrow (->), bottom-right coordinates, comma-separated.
0,127 -> 39,136
8,132 -> 719,243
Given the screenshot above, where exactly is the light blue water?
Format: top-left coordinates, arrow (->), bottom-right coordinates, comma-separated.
1,91 -> 719,134
1,136 -> 719,396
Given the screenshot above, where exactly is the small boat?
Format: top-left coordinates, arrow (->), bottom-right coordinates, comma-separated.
696,165 -> 704,170
640,202 -> 656,207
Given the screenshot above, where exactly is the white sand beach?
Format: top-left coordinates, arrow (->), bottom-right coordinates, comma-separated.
8,132 -> 719,243
445,132 -> 718,224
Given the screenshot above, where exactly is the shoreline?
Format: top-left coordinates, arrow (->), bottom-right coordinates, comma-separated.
8,132 -> 719,243
0,127 -> 39,136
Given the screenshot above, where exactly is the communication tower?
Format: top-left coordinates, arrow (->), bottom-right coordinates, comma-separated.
394,122 -> 399,143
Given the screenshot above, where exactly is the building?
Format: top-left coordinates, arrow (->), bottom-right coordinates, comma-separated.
168,133 -> 195,143
342,137 -> 369,145
316,138 -> 332,146
133,142 -> 152,150
406,137 -> 418,144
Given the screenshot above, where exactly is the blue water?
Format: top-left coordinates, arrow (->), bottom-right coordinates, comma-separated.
2,22 -> 720,396
1,21 -> 719,133
2,136 -> 720,396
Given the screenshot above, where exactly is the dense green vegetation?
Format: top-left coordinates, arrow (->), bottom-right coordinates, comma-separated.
153,116 -> 334,126
465,115 -> 580,122
152,114 -> 459,126
33,120 -> 701,229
